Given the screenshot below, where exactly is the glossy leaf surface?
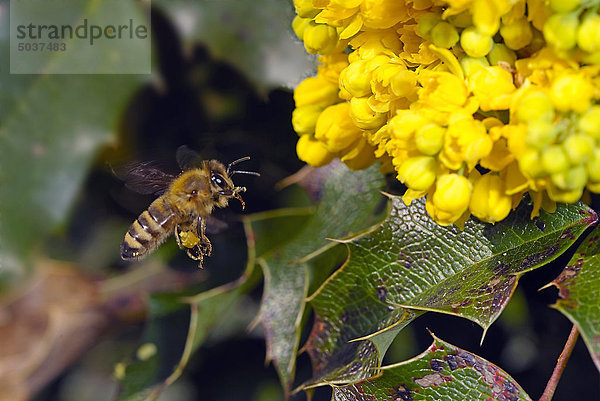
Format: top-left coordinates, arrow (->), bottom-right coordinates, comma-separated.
550,224 -> 600,373
305,196 -> 597,386
333,335 -> 532,401
247,162 -> 387,392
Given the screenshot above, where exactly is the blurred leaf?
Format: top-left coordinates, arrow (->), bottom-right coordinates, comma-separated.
0,0 -> 145,279
549,224 -> 600,373
304,196 -> 597,387
153,0 -> 315,89
118,225 -> 262,400
245,162 -> 387,394
332,334 -> 532,401
0,262 -> 108,401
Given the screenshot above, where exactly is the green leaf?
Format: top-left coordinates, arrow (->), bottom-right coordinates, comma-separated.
246,162 -> 387,393
152,0 -> 315,89
332,334 -> 532,401
118,266 -> 260,401
0,0 -> 144,279
305,196 -> 597,386
549,224 -> 600,373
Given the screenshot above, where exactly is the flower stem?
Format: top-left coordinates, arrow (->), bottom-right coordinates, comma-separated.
538,324 -> 579,401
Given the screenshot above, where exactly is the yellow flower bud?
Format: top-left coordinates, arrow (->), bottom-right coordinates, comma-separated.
341,137 -> 377,170
487,43 -> 517,66
543,12 -> 578,50
426,174 -> 472,226
551,164 -> 587,190
361,0 -> 410,30
549,0 -> 581,14
292,16 -> 310,40
340,56 -> 389,98
550,74 -> 594,113
448,11 -> 473,28
293,0 -> 320,19
294,75 -> 339,108
579,106 -> 600,139
519,149 -> 546,178
303,22 -> 338,55
500,18 -> 533,50
350,97 -> 387,130
547,183 -> 583,203
389,110 -> 427,140
461,57 -> 489,77
415,123 -> 445,155
318,53 -> 350,84
479,135 -> 512,171
418,71 -> 469,111
587,148 -> 600,182
460,27 -> 494,58
528,0 -> 553,31
468,66 -> 516,111
292,105 -> 323,136
472,0 -> 500,36
541,145 -> 570,174
430,22 -> 459,48
515,90 -> 554,122
525,120 -> 557,149
296,134 -> 336,167
470,173 -> 512,223
577,12 -> 600,53
417,12 -> 441,36
371,64 -> 417,104
315,103 -> 363,152
564,133 -> 594,164
397,156 -> 438,191
441,118 -> 492,170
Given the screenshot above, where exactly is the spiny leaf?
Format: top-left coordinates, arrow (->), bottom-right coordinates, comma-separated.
247,161 -> 387,394
549,224 -> 600,373
117,218 -> 263,401
332,335 -> 532,401
305,196 -> 597,386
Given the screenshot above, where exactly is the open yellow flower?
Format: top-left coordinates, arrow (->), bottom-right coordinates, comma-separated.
291,0 -> 600,226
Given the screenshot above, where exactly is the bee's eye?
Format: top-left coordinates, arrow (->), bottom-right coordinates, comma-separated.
191,190 -> 198,196
211,173 -> 225,188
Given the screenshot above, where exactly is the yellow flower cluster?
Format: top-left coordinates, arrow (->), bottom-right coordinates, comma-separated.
291,0 -> 600,226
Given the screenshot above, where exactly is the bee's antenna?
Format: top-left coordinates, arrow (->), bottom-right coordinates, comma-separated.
227,156 -> 251,174
230,170 -> 260,177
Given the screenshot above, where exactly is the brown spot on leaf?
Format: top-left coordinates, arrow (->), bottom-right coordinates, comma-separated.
493,262 -> 510,275
391,385 -> 412,401
520,245 -> 559,270
430,358 -> 445,372
377,285 -> 388,302
414,372 -> 445,387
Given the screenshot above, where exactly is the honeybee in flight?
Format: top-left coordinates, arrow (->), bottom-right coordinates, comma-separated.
120,146 -> 259,267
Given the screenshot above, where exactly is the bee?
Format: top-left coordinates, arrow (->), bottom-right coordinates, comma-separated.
119,146 -> 259,267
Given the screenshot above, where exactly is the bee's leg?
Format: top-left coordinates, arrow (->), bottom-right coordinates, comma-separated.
175,224 -> 185,249
185,245 -> 204,268
196,216 -> 212,256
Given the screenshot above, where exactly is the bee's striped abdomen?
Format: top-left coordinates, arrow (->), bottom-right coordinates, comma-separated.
121,198 -> 175,260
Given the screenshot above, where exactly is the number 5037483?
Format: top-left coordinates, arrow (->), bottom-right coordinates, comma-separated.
17,42 -> 66,51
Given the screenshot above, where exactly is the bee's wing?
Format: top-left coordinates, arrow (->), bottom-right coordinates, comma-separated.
176,145 -> 205,171
115,161 -> 175,195
204,215 -> 228,234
